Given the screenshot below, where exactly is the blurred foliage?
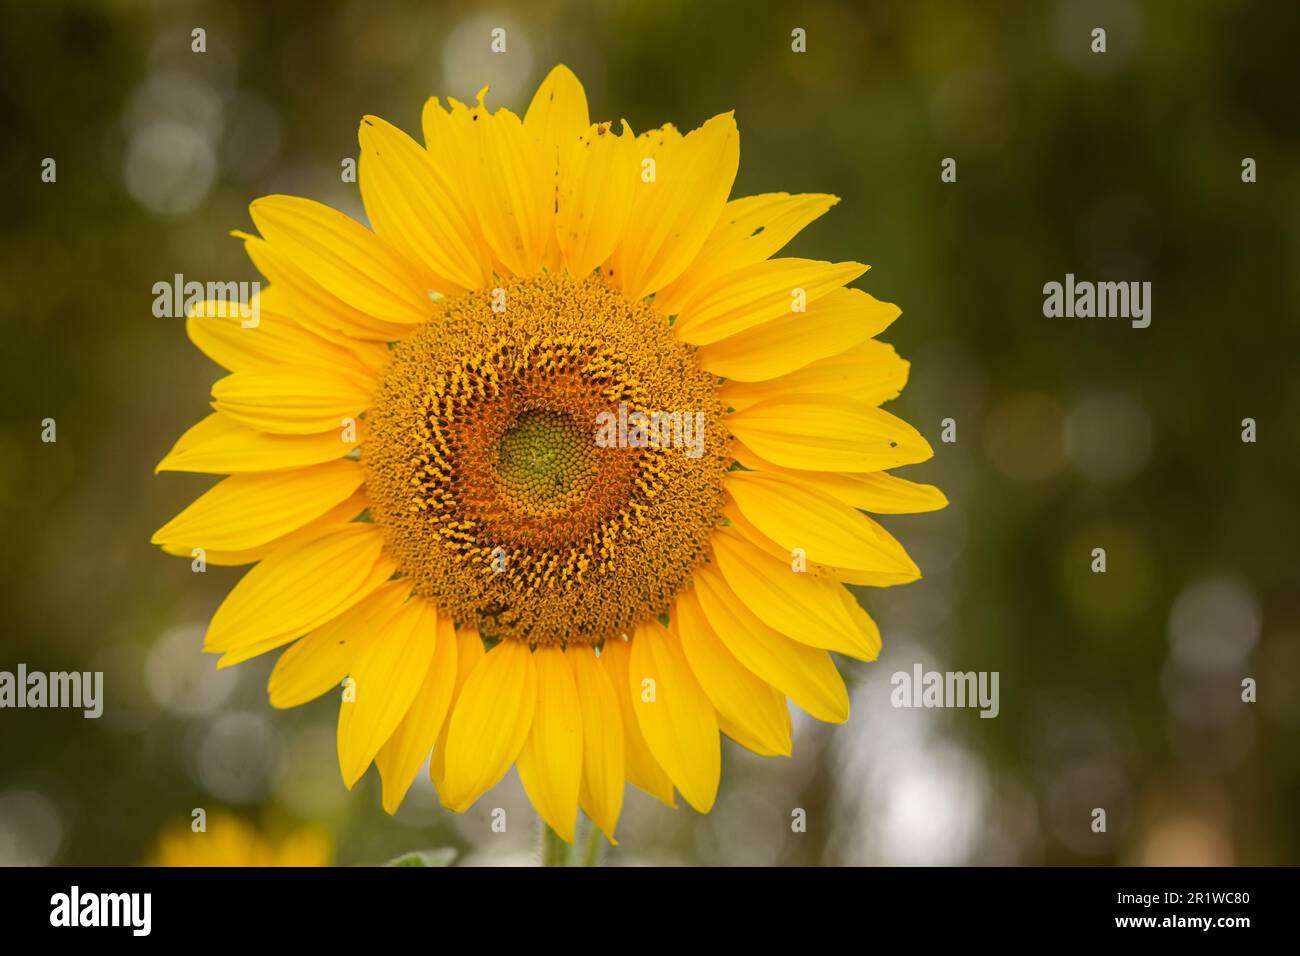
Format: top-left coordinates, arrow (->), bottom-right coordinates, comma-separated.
0,0 -> 1297,866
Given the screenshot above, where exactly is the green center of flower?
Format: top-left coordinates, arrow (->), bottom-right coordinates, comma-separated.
496,409 -> 594,508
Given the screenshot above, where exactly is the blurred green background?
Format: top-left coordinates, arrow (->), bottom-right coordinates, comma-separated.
1,0 -> 1298,866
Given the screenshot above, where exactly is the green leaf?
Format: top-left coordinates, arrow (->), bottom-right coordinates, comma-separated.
384,848 -> 458,867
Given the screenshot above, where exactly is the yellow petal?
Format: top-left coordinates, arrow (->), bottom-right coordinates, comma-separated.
698,289 -> 900,382
698,192 -> 839,269
467,105 -> 553,277
726,470 -> 921,579
440,640 -> 537,812
711,529 -> 877,660
835,586 -> 883,661
730,440 -> 947,515
236,233 -> 409,343
720,492 -> 791,564
568,646 -> 624,844
429,626 -> 485,796
673,588 -> 791,757
598,635 -> 676,807
728,396 -> 933,472
516,647 -> 583,842
628,620 -> 720,813
673,258 -> 867,346
213,576 -> 398,669
420,98 -> 490,257
693,563 -> 848,723
252,284 -> 367,353
721,490 -> 914,592
606,113 -> 739,299
152,460 -> 363,552
373,609 -> 459,813
249,195 -> 432,326
156,413 -> 361,475
162,491 -> 367,567
337,595 -> 440,789
722,339 -> 909,409
523,65 -> 590,271
723,499 -> 888,647
267,581 -> 411,709
657,192 -> 839,314
556,120 -> 638,277
524,64 -> 590,156
825,469 -> 948,514
358,115 -> 489,291
204,524 -> 395,656
211,367 -> 373,436
185,298 -> 368,376
821,564 -> 925,589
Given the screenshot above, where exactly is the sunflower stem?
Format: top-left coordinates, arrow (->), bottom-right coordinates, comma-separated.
540,820 -> 570,867
580,818 -> 603,867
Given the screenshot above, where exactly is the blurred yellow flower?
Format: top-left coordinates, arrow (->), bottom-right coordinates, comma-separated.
149,814 -> 331,867
153,65 -> 943,845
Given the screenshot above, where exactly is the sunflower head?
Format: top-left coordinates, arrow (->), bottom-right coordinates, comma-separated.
365,271 -> 731,646
154,65 -> 944,845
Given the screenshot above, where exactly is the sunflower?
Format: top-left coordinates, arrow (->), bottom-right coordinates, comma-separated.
149,814 -> 331,867
153,65 -> 945,845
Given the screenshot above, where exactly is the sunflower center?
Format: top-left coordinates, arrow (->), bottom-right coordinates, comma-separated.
496,409 -> 594,509
363,273 -> 729,646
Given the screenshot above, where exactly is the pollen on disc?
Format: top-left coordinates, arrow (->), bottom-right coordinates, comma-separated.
363,272 -> 730,647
